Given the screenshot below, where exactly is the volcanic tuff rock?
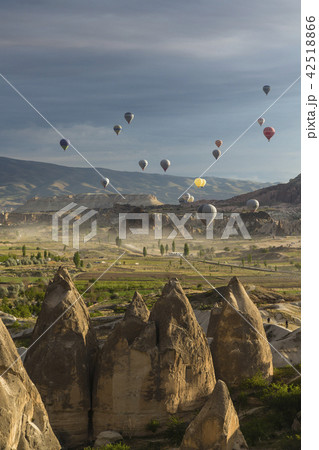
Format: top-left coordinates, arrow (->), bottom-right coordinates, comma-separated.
267,327 -> 301,368
24,267 -> 98,448
210,277 -> 273,386
180,380 -> 248,450
124,291 -> 150,322
0,319 -> 60,450
92,279 -> 216,436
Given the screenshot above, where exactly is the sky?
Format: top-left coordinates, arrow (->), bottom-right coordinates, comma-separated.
0,0 -> 300,183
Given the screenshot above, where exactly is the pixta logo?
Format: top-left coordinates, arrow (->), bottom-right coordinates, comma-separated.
52,202 -> 97,249
119,213 -> 251,240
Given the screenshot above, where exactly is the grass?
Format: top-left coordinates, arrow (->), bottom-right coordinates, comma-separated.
75,279 -> 167,304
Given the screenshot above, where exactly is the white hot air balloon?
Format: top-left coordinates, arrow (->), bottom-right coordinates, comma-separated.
246,199 -> 259,212
197,204 -> 217,226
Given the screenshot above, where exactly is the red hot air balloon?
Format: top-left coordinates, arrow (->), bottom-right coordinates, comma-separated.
263,127 -> 275,142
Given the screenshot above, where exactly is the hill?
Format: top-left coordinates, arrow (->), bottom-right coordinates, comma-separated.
214,174 -> 301,208
14,193 -> 162,213
0,156 -> 272,208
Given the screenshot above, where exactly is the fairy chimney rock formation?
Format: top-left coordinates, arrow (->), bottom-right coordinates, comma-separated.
24,267 -> 98,448
210,277 -> 273,386
124,290 -> 150,322
0,319 -> 60,450
180,379 -> 248,450
93,279 -> 216,436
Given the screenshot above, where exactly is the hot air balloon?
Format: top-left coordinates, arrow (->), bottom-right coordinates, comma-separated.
212,149 -> 221,160
246,199 -> 259,212
101,178 -> 109,189
257,117 -> 265,126
60,139 -> 70,151
179,193 -> 191,203
124,112 -> 134,124
139,160 -> 148,171
113,125 -> 122,135
263,85 -> 271,95
215,140 -> 223,148
188,195 -> 194,203
194,178 -> 206,188
263,127 -> 275,142
160,159 -> 170,172
197,204 -> 217,226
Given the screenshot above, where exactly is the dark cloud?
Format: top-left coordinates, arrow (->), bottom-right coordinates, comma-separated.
0,0 -> 300,182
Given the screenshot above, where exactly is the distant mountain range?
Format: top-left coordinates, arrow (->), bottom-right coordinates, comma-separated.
0,156 -> 274,208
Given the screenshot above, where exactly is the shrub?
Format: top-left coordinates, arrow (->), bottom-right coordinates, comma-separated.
261,383 -> 301,424
0,286 -> 8,298
164,416 -> 188,445
278,434 -> 301,450
146,419 -> 160,433
241,413 -> 280,446
273,365 -> 301,384
240,372 -> 268,391
236,391 -> 248,409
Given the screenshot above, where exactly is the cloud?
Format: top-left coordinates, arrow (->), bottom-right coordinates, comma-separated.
0,0 -> 300,183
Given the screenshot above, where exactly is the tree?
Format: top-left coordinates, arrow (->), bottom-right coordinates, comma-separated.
73,251 -> 81,268
22,245 -> 26,257
183,243 -> 189,257
160,244 -> 165,256
115,236 -> 122,247
247,253 -> 252,264
143,247 -> 147,257
165,244 -> 169,254
44,250 -> 47,259
172,240 -> 176,252
36,252 -> 42,260
80,260 -> 84,268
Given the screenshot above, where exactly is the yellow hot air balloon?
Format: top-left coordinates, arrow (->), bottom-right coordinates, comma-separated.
194,178 -> 207,188
215,139 -> 223,148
